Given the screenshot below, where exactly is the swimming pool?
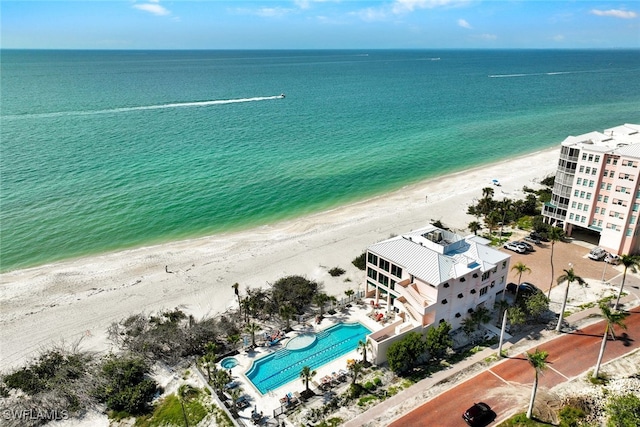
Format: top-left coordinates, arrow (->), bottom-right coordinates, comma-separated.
245,322 -> 371,394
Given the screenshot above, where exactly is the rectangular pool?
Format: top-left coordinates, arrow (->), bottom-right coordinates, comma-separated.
245,322 -> 371,394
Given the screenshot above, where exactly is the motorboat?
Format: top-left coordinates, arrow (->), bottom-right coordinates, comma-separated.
280,93 -> 286,98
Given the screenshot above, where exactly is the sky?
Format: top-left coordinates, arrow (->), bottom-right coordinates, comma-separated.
1,1 -> 639,49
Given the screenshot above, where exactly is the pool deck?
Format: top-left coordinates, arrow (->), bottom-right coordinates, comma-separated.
217,299 -> 388,425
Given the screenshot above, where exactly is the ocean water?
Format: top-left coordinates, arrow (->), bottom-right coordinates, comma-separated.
1,49 -> 639,272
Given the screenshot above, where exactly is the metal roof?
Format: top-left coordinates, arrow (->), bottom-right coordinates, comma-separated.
368,227 -> 509,285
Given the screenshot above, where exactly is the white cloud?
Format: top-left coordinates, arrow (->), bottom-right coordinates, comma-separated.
352,7 -> 389,22
133,2 -> 170,16
553,34 -> 565,42
590,9 -> 637,19
478,33 -> 497,41
392,0 -> 463,14
458,18 -> 472,29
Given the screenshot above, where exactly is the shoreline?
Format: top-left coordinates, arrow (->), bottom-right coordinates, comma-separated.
0,147 -> 560,370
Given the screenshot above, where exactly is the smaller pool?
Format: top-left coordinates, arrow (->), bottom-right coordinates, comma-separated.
287,333 -> 316,350
221,357 -> 239,370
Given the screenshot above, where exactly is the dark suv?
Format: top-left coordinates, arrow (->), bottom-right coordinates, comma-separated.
506,282 -> 541,298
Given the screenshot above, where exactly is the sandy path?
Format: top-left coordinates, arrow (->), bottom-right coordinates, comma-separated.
0,147 -> 559,370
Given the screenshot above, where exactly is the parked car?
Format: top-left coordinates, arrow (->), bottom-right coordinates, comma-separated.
506,282 -> 541,297
588,247 -> 607,261
605,253 -> 621,265
463,402 -> 494,426
503,242 -> 526,253
519,282 -> 542,297
529,231 -> 549,242
515,241 -> 534,252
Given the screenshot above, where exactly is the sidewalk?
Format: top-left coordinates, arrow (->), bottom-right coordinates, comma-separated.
343,295 -> 639,427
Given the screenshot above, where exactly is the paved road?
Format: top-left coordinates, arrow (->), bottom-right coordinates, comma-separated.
389,307 -> 639,427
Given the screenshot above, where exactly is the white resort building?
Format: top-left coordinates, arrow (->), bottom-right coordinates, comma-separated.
542,123 -> 640,256
363,225 -> 511,365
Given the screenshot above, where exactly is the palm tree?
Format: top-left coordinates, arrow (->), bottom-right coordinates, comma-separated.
357,339 -> 373,365
244,322 -> 260,347
593,302 -> 629,378
468,221 -> 482,235
300,365 -> 316,393
348,361 -> 364,386
547,227 -> 565,298
228,387 -> 244,413
279,303 -> 295,331
344,289 -> 355,303
510,262 -> 531,302
525,348 -> 549,419
498,198 -> 514,240
555,267 -> 586,332
312,293 -> 330,317
177,384 -> 199,427
615,254 -> 640,309
482,186 -> 495,201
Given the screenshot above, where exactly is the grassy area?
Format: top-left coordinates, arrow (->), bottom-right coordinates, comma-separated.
497,413 -> 554,426
135,392 -> 209,427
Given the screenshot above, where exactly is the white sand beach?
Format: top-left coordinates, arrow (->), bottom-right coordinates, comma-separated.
0,148 -> 560,370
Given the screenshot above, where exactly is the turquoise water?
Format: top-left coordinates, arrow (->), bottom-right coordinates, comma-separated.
1,50 -> 639,272
246,322 -> 370,394
221,357 -> 239,370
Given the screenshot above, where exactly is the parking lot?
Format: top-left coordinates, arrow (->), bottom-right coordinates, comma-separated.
503,232 -> 624,294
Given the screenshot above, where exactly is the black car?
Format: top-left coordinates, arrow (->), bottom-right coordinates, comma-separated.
506,282 -> 541,298
463,402 -> 494,426
530,231 -> 549,242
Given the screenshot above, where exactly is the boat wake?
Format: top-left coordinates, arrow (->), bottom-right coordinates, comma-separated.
3,95 -> 285,120
488,70 -> 598,78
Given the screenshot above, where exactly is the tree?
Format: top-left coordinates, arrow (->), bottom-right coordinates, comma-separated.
312,292 -> 330,317
547,227 -> 565,298
498,198 -> 514,240
511,262 -> 531,302
523,292 -> 550,321
555,268 -> 586,332
344,289 -> 355,302
279,304 -> 296,331
244,322 -> 260,347
211,369 -> 231,397
615,254 -> 640,309
228,387 -> 244,414
606,393 -> 640,427
357,339 -> 373,366
178,384 -> 199,427
300,365 -> 316,393
348,361 -> 364,386
386,332 -> 426,374
482,186 -> 495,201
425,321 -> 453,361
525,348 -> 549,419
468,221 -> 482,235
593,302 -> 629,378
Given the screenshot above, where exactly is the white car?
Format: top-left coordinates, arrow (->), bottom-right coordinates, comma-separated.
503,242 -> 526,253
588,247 -> 607,261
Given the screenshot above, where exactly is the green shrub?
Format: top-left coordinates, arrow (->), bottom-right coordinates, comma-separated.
373,377 -> 382,387
328,267 -> 346,277
559,405 -> 586,427
352,252 -> 366,270
606,393 -> 640,427
363,381 -> 375,391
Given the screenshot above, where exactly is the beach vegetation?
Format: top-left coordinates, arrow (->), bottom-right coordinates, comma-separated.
94,354 -> 159,417
352,252 -> 366,270
271,275 -> 320,314
425,321 -> 453,361
107,309 -> 224,366
386,332 -> 427,374
328,267 -> 345,276
606,393 -> 640,427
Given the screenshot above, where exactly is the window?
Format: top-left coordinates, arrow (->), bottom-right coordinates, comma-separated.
470,289 -> 476,294
378,273 -> 389,286
457,293 -> 464,299
595,156 -> 600,162
586,193 -> 592,200
443,282 -> 450,288
391,264 -> 402,278
604,196 -> 609,203
576,178 -> 582,185
367,253 -> 378,265
569,213 -> 575,220
607,183 -> 612,190
572,201 -> 577,208
588,154 -> 594,161
575,189 -> 580,196
482,271 -> 490,280
589,180 -> 594,187
585,167 -> 591,174
595,207 -> 600,214
578,203 -> 583,210
502,261 -> 506,269
627,228 -> 633,237
367,268 -> 377,280
441,299 -> 447,305
580,191 -> 585,198
480,286 -> 488,296
579,165 -> 585,172
379,258 -> 390,272
631,215 -> 636,224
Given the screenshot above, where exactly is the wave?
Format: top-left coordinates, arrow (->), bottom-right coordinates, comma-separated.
488,70 -> 600,78
2,95 -> 284,120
